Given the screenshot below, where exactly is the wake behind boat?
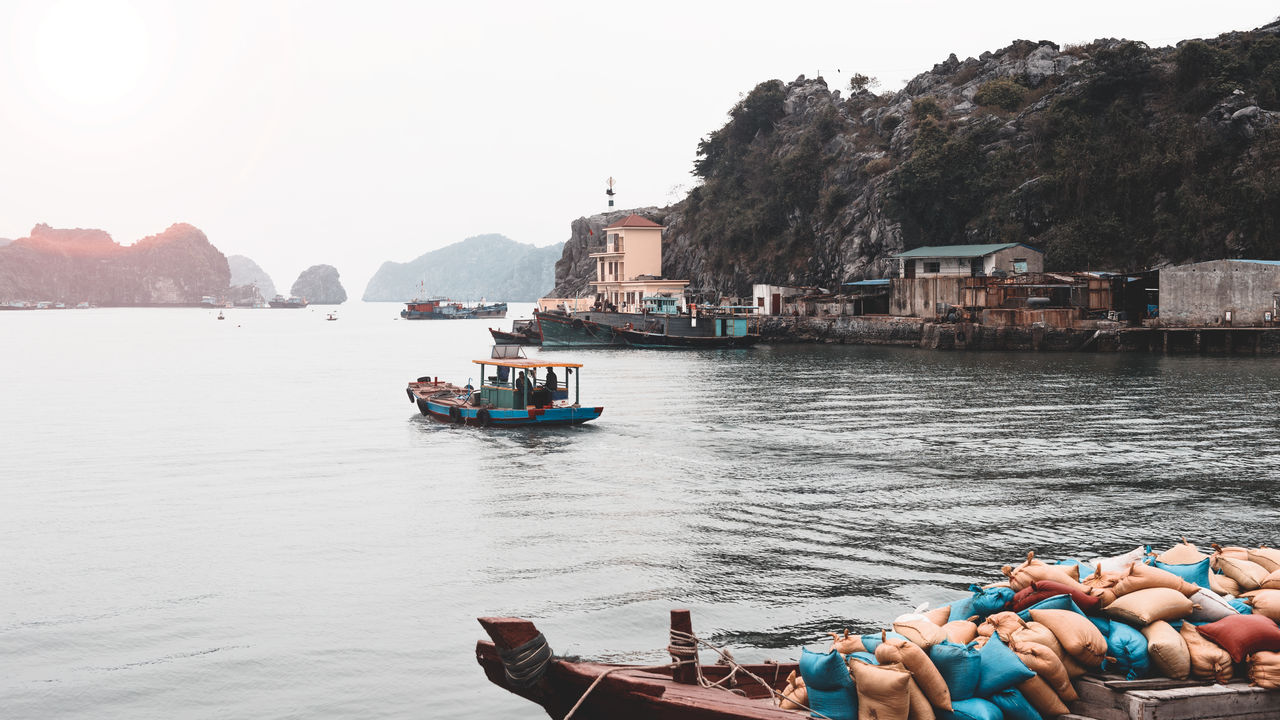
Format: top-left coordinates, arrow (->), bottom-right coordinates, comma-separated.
405,347 -> 601,427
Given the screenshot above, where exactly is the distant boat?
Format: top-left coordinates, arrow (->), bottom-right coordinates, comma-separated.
269,295 -> 308,309
200,296 -> 219,308
326,312 -> 338,321
217,310 -> 225,320
401,298 -> 507,320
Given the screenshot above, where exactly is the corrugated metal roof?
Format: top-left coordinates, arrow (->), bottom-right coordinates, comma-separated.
843,279 -> 891,286
1229,259 -> 1280,266
893,243 -> 1039,258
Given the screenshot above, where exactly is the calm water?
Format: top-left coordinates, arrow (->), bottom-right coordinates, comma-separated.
3,302 -> 1279,719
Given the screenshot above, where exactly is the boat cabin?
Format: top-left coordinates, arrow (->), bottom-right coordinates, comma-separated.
474,356 -> 582,409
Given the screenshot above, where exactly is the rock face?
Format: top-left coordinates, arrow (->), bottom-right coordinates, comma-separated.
290,264 -> 346,304
363,234 -> 561,302
0,223 -> 230,304
227,255 -> 277,300
551,22 -> 1280,298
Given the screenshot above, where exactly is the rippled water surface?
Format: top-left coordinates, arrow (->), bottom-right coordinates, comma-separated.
3,302 -> 1279,719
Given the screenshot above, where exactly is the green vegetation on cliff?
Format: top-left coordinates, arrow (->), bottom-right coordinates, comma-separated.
618,22 -> 1280,298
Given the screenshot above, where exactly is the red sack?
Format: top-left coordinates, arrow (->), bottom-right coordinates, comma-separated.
1010,580 -> 1102,614
1196,614 -> 1280,664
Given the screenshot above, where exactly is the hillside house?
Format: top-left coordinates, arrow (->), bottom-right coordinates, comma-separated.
895,243 -> 1044,279
588,215 -> 689,313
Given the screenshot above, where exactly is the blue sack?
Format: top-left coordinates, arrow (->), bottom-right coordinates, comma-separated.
1229,598 -> 1254,615
1058,558 -> 1096,579
929,640 -> 983,701
944,697 -> 1006,720
975,633 -> 1037,697
952,584 -> 1015,622
989,687 -> 1043,720
799,647 -> 857,720
1153,557 -> 1212,589
860,631 -> 909,653
1104,622 -> 1150,680
849,651 -> 878,665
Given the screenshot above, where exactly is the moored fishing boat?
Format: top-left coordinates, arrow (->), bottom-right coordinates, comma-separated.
405,349 -> 601,426
269,295 -> 308,308
476,611 -> 800,720
614,326 -> 760,349
401,298 -> 507,319
490,318 -> 542,345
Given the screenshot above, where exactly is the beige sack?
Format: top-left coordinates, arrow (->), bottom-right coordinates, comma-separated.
1210,571 -> 1242,596
1142,620 -> 1190,680
1017,675 -> 1070,717
779,681 -> 808,710
1248,547 -> 1280,573
850,660 -> 911,720
923,606 -> 951,627
1262,569 -> 1280,591
1158,538 -> 1207,565
893,618 -> 946,650
830,629 -> 865,654
1110,561 -> 1199,597
1009,638 -> 1077,701
1104,587 -> 1196,625
1248,588 -> 1280,622
879,639 -> 952,712
977,612 -> 1026,643
1211,545 -> 1251,564
1180,621 -> 1233,683
1004,552 -> 1085,592
1216,555 -> 1269,591
943,620 -> 978,645
879,662 -> 936,720
1249,650 -> 1280,690
1029,608 -> 1108,668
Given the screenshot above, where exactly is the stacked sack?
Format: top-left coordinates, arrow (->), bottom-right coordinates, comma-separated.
781,541 -> 1280,720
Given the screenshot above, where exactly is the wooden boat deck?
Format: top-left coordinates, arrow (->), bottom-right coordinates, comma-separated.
1067,675 -> 1280,720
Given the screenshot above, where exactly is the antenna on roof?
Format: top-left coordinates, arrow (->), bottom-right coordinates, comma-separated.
606,177 -> 615,208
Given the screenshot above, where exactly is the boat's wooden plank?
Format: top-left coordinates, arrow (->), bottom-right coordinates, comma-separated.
1099,678 -> 1210,692
1125,683 -> 1280,720
1074,677 -> 1129,712
1067,700 -> 1131,720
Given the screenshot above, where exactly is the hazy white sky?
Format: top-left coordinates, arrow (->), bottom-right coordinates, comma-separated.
2,1 -> 1276,293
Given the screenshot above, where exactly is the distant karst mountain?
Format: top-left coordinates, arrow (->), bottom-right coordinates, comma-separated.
227,255 -> 277,300
0,223 -> 229,304
362,234 -> 560,302
291,264 -> 346,304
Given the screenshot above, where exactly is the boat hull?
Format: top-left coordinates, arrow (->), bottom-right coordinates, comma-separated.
534,311 -> 627,348
614,328 -> 760,349
489,328 -> 541,345
418,398 -> 601,427
476,616 -> 798,720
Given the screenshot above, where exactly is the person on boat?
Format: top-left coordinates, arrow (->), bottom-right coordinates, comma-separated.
514,371 -> 528,404
543,367 -> 557,393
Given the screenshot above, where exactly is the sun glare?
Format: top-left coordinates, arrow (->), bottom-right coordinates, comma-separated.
33,0 -> 149,109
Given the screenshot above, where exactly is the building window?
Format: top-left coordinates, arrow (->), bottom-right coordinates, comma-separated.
924,261 -> 941,274
1013,258 -> 1028,273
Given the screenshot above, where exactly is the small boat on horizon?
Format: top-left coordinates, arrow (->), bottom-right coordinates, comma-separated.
269,295 -> 309,309
326,312 -> 338,321
405,347 -> 600,427
401,298 -> 508,320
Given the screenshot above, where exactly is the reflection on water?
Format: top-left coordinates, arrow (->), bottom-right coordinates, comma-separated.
3,304 -> 1279,719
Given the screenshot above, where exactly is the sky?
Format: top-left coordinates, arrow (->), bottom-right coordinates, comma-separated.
2,1 -> 1277,294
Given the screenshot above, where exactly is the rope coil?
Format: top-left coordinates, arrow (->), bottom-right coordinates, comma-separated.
497,632 -> 553,688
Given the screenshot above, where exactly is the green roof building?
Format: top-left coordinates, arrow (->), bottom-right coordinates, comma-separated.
893,243 -> 1043,278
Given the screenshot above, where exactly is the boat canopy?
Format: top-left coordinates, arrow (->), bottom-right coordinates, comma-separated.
472,359 -> 583,370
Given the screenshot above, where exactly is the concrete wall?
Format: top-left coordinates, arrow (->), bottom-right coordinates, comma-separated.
614,227 -> 662,278
986,246 -> 1044,274
1160,260 -> 1280,327
890,277 -> 965,317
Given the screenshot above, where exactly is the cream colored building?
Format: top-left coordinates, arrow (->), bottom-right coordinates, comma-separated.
589,214 -> 689,312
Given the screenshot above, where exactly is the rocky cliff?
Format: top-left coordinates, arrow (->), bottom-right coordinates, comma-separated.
363,234 -> 560,302
291,264 -> 347,304
0,223 -> 230,304
553,21 -> 1280,298
227,255 -> 278,300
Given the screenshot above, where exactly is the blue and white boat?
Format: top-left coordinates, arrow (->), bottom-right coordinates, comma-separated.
405,349 -> 601,427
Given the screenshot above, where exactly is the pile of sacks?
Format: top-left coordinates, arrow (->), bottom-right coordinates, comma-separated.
777,540 -> 1280,720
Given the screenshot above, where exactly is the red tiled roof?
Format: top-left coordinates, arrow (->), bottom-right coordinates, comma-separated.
604,214 -> 663,229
